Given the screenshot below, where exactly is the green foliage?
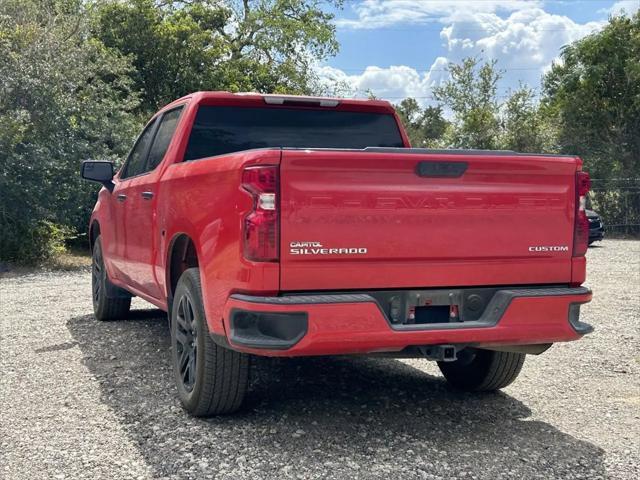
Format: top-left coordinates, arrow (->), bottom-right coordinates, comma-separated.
1,220 -> 72,264
398,58 -> 556,153
92,0 -> 227,113
589,178 -> 640,236
501,84 -> 557,153
92,0 -> 341,113
0,0 -> 140,263
433,57 -> 502,149
395,98 -> 448,147
543,12 -> 640,234
0,0 -> 342,264
542,12 -> 640,180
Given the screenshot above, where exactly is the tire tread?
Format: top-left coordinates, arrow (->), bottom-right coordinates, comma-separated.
172,268 -> 249,416
438,349 -> 525,392
93,237 -> 131,321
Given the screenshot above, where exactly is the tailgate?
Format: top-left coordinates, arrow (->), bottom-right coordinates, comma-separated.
279,149 -> 578,291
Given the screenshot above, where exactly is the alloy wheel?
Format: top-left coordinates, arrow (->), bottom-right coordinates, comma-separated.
91,247 -> 102,304
175,294 -> 198,392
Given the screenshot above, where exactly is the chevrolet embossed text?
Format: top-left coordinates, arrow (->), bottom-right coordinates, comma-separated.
290,241 -> 367,256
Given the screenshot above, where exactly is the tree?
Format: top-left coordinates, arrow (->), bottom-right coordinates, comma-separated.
543,12 -> 640,235
0,0 -> 346,264
542,12 -> 640,180
427,57 -> 558,153
395,98 -> 422,145
395,98 -> 448,147
501,84 -> 557,153
433,57 -> 502,149
0,0 -> 140,263
421,106 -> 449,147
92,0 -> 341,113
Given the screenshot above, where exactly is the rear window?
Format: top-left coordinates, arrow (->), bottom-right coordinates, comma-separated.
184,106 -> 404,161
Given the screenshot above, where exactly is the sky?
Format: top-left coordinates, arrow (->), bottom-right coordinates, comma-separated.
317,0 -> 639,104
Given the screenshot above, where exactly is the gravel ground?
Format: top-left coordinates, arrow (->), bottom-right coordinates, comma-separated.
1,239 -> 638,480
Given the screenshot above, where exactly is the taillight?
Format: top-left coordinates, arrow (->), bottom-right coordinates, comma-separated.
573,170 -> 591,257
242,166 -> 279,262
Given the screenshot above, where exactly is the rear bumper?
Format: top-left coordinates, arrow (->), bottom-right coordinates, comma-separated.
221,287 -> 593,357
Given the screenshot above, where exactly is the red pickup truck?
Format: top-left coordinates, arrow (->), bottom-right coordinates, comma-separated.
81,91 -> 593,416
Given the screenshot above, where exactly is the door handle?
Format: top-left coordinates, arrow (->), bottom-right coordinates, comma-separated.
141,191 -> 154,200
117,194 -> 127,202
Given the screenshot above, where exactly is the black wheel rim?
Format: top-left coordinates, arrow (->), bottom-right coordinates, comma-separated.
92,247 -> 102,304
175,294 -> 198,392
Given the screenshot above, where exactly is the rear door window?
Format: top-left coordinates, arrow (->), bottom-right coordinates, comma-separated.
121,119 -> 157,179
146,106 -> 184,170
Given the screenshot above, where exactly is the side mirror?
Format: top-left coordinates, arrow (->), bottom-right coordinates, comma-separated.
81,160 -> 115,192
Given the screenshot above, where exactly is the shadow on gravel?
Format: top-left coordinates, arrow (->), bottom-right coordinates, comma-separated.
67,309 -> 605,479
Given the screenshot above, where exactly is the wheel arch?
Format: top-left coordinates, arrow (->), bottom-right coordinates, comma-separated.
166,233 -> 200,310
89,220 -> 101,253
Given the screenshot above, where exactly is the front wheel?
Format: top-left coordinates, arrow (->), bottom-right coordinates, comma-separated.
171,268 -> 249,416
438,349 -> 525,391
92,236 -> 131,321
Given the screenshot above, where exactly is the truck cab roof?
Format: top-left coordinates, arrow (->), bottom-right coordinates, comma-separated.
164,91 -> 396,114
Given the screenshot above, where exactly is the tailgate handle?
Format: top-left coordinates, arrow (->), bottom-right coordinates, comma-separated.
416,161 -> 468,178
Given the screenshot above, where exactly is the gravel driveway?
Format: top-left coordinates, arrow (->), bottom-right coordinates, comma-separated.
1,239 -> 638,479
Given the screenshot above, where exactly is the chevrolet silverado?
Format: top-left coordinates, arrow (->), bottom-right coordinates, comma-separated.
81,92 -> 593,416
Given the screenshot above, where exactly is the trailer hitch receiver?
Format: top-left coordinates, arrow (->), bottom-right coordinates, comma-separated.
419,345 -> 458,362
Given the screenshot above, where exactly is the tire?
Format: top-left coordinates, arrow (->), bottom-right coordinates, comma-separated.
171,268 -> 249,416
91,236 -> 131,321
438,348 -> 525,392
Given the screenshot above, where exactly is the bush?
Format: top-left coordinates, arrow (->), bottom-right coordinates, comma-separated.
0,0 -> 140,264
590,179 -> 640,237
0,220 -> 73,265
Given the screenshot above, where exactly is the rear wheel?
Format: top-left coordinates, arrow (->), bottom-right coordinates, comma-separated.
92,236 -> 131,321
171,268 -> 249,416
438,348 -> 525,391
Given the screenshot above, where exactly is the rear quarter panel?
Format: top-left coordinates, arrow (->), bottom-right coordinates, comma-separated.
156,149 -> 281,334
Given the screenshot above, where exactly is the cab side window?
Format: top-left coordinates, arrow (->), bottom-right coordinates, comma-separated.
121,119 -> 158,179
146,106 -> 184,170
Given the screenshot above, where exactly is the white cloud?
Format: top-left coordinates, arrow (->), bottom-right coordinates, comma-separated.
440,8 -> 602,88
317,60 -> 448,101
336,0 -> 543,29
322,7 -> 604,104
606,1 -> 640,16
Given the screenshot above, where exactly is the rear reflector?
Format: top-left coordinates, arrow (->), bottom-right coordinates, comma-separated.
242,166 -> 279,262
573,171 -> 591,257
